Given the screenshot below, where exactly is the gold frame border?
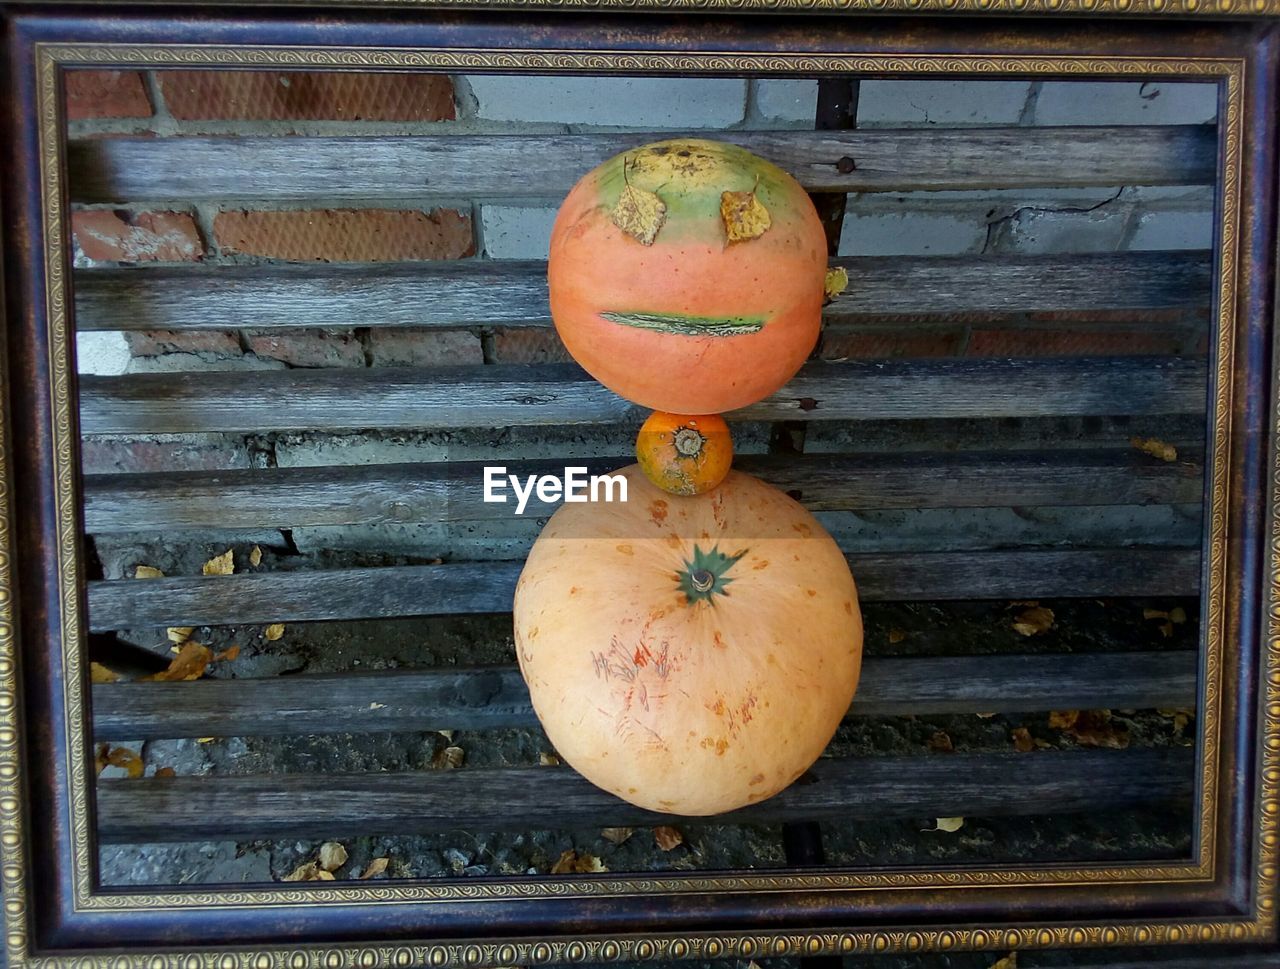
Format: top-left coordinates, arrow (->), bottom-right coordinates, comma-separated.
0,37 -> 1266,966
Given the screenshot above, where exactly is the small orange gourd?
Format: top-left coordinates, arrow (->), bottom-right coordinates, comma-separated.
636,411 -> 733,496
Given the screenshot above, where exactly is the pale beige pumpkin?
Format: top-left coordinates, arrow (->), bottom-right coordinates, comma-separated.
513,466 -> 862,815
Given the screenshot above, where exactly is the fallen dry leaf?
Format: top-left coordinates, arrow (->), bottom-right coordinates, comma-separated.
927,730 -> 954,753
975,712 -> 998,719
318,842 -> 348,872
145,641 -> 212,682
926,817 -> 964,833
360,858 -> 390,880
1011,727 -> 1035,753
263,623 -> 285,642
99,746 -> 144,778
550,849 -> 607,874
1012,605 -> 1055,637
155,766 -> 176,778
653,826 -> 684,851
1048,710 -> 1080,730
90,662 -> 120,684
1159,707 -> 1196,734
432,745 -> 464,770
282,861 -> 336,882
1170,606 -> 1188,624
720,187 -> 771,243
437,729 -> 455,742
202,549 -> 234,576
249,545 -> 263,567
601,827 -> 634,846
134,565 -> 164,579
213,644 -> 240,663
887,627 -> 907,645
196,737 -> 216,744
167,626 -> 194,644
539,752 -> 561,767
612,182 -> 667,246
990,953 -> 1018,969
823,266 -> 849,302
1131,436 -> 1178,463
1064,709 -> 1130,749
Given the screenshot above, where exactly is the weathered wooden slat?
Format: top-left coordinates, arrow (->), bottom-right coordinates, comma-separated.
71,251 -> 1212,332
94,747 -> 1193,842
81,448 -> 1205,533
67,126 -> 1215,203
91,651 -> 1197,741
85,548 -> 1199,631
77,358 -> 1208,436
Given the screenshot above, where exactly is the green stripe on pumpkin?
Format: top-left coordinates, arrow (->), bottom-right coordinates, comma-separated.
600,310 -> 765,337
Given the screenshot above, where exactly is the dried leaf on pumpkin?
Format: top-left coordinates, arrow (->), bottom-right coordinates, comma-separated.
1130,436 -> 1178,463
202,549 -> 235,576
720,187 -> 771,243
550,849 -> 607,874
612,183 -> 667,246
145,642 -> 212,682
653,826 -> 684,851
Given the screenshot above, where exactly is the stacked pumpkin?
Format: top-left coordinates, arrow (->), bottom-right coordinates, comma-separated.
514,140 -> 864,816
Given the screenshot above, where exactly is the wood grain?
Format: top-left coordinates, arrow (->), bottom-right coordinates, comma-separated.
94,747 -> 1194,842
77,358 -> 1208,435
91,651 -> 1198,740
67,126 -> 1215,203
82,448 -> 1205,532
85,548 -> 1200,630
72,251 -> 1212,332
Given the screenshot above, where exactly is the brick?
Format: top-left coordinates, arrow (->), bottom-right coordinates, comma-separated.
466,75 -> 745,127
820,327 -> 965,360
80,435 -> 251,475
1033,81 -> 1217,126
858,81 -> 1030,126
157,71 -> 455,122
1127,207 -> 1214,251
492,328 -> 573,364
76,331 -> 132,375
480,205 -> 559,259
125,330 -> 242,357
244,330 -> 366,368
966,328 -> 1185,357
72,210 -> 203,264
213,209 -> 474,262
65,70 -> 152,121
989,204 -> 1130,254
367,329 -> 483,367
754,80 -> 817,124
839,209 -> 986,256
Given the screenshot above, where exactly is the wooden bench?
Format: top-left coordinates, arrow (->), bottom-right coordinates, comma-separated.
74,84 -> 1210,861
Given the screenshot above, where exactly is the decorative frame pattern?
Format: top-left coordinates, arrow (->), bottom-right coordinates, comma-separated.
0,9 -> 1275,967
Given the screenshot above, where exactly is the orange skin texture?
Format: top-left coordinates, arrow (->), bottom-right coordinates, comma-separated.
635,411 -> 733,496
513,466 -> 863,816
548,139 -> 827,414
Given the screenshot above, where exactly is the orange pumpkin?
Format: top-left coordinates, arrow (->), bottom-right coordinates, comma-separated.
513,466 -> 862,815
635,411 -> 733,496
548,139 -> 827,414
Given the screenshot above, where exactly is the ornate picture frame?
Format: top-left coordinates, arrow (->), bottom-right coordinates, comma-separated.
1,5 -> 1277,966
